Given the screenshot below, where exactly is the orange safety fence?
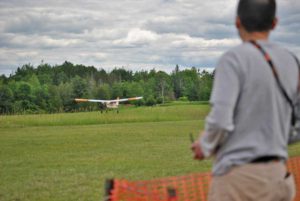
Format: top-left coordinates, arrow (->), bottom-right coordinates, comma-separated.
287,156 -> 300,200
105,156 -> 300,201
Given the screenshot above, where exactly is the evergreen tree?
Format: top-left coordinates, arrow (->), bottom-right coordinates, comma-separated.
0,85 -> 14,113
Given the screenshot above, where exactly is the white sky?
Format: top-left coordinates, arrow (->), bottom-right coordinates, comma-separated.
0,0 -> 299,76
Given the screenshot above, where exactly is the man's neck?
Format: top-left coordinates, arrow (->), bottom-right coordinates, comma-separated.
240,30 -> 270,42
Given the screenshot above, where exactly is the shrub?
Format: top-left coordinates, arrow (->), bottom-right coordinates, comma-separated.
178,96 -> 188,102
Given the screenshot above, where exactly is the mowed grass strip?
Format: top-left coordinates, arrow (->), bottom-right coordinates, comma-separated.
0,104 -> 210,128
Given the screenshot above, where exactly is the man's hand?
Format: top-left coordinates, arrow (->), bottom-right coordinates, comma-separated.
191,138 -> 205,160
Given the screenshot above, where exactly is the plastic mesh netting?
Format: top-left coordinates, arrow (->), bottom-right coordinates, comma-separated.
287,156 -> 300,200
106,156 -> 300,201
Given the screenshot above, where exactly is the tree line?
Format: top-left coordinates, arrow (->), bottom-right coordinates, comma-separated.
0,61 -> 214,114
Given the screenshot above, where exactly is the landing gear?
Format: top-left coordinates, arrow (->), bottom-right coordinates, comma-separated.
99,103 -> 105,114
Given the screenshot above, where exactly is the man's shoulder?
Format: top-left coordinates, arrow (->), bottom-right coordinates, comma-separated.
218,43 -> 250,64
220,43 -> 252,60
215,44 -> 249,73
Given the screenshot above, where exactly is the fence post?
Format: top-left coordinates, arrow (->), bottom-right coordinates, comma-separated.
167,187 -> 177,201
104,179 -> 114,201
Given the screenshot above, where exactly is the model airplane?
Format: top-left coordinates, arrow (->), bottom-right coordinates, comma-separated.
75,96 -> 143,113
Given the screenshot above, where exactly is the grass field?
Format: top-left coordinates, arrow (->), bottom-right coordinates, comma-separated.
0,104 -> 299,201
0,104 -> 211,201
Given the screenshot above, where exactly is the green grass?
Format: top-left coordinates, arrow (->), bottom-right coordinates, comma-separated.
0,104 -> 299,201
0,104 -> 210,128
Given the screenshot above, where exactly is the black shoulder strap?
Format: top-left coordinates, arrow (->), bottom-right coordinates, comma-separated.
291,53 -> 300,70
249,40 -> 300,125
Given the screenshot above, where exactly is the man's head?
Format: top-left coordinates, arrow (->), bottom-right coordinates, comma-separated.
236,0 -> 277,39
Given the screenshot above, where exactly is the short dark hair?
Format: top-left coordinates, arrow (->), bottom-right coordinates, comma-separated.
237,0 -> 276,32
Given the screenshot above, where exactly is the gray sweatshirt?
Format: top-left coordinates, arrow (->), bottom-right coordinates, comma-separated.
200,41 -> 299,176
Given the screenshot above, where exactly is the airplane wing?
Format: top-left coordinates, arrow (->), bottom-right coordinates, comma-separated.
117,97 -> 143,102
74,98 -> 110,103
75,96 -> 143,103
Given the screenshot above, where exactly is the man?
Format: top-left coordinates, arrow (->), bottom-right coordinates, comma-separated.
191,0 -> 298,200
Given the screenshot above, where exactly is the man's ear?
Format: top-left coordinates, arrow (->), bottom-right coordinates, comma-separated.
235,17 -> 241,29
271,17 -> 278,30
